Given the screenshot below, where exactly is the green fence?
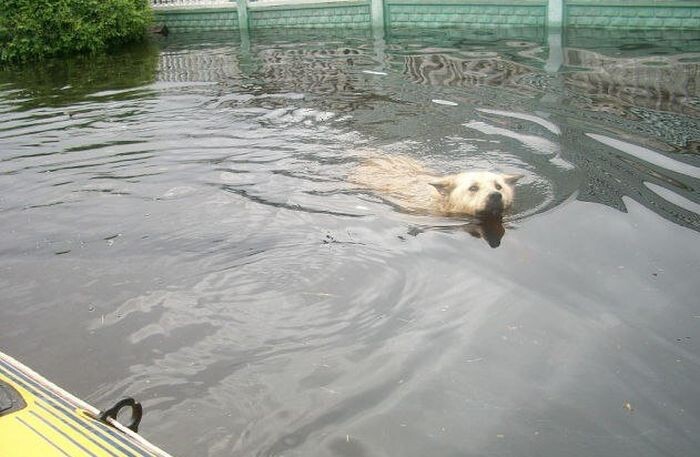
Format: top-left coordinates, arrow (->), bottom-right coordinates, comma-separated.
567,1 -> 700,30
249,2 -> 371,30
386,0 -> 547,28
151,0 -> 700,33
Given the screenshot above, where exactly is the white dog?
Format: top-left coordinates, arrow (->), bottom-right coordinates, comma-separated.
350,152 -> 522,217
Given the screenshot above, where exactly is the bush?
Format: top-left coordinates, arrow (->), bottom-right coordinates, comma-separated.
0,0 -> 153,63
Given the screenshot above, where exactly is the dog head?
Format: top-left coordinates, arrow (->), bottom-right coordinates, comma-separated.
429,171 -> 523,217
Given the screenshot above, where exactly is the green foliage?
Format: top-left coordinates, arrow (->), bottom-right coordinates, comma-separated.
0,41 -> 159,109
0,0 -> 153,63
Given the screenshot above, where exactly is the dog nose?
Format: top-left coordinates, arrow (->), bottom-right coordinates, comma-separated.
488,192 -> 502,202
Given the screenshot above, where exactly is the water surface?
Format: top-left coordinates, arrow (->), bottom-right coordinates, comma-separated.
1,28 -> 699,457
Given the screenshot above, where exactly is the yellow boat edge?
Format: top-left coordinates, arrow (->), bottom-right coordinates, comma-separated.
0,350 -> 174,457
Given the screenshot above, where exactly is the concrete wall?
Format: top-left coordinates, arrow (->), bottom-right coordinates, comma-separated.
151,0 -> 700,32
153,6 -> 239,32
249,2 -> 370,29
566,1 -> 700,29
385,0 -> 547,29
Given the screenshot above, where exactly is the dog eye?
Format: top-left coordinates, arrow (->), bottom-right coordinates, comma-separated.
469,185 -> 479,192
495,183 -> 502,190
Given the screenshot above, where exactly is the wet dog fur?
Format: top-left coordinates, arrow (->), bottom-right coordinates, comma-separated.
350,152 -> 522,218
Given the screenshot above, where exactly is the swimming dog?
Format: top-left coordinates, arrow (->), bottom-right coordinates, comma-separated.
350,152 -> 522,218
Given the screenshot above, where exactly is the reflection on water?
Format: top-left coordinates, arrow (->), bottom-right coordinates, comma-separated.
407,218 -> 507,248
0,28 -> 699,457
0,43 -> 159,109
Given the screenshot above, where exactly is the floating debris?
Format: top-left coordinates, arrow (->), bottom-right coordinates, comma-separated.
477,108 -> 561,135
301,292 -> 336,297
431,99 -> 458,106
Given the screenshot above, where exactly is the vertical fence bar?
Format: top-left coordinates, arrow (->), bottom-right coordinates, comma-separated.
548,0 -> 563,29
370,0 -> 385,30
237,0 -> 249,33
545,0 -> 564,73
236,0 -> 250,47
544,30 -> 563,73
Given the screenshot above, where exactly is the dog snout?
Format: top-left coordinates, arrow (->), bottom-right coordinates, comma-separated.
483,192 -> 505,216
488,192 -> 502,202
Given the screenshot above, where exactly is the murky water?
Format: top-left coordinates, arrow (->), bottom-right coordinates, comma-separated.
1,27 -> 699,456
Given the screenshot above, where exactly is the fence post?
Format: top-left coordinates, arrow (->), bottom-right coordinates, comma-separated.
370,0 -> 385,30
544,31 -> 563,73
546,0 -> 563,73
548,0 -> 563,29
237,0 -> 249,33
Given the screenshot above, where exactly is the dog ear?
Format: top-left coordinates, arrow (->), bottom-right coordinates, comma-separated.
503,174 -> 524,185
429,176 -> 456,196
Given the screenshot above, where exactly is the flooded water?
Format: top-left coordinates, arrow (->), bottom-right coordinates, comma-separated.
1,27 -> 699,456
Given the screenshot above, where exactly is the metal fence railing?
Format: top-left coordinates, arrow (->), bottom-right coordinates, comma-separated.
150,0 -> 351,7
151,0 -> 235,8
